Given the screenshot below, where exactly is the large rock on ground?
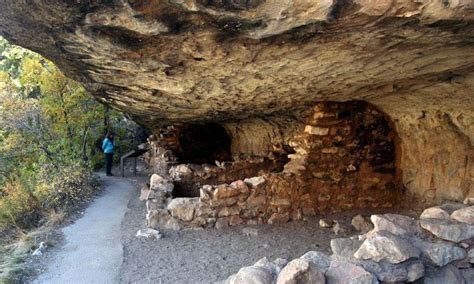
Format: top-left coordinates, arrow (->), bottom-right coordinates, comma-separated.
331,237 -> 424,282
276,259 -> 325,284
354,231 -> 420,264
451,206 -> 474,225
325,260 -> 378,284
420,218 -> 474,242
420,207 -> 450,220
370,214 -> 418,236
300,251 -> 331,272
412,238 -> 467,267
224,266 -> 273,284
424,264 -> 466,284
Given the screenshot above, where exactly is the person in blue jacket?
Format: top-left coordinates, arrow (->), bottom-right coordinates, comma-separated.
102,132 -> 115,176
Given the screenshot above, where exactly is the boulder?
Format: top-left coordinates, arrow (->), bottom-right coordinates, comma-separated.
167,198 -> 199,222
224,266 -> 273,284
254,257 -> 288,279
325,260 -> 378,284
300,251 -> 331,272
276,259 -> 325,284
424,264 -> 466,284
370,214 -> 418,236
420,207 -> 450,220
331,237 -> 424,282
420,218 -> 474,242
351,215 -> 373,233
412,238 -> 467,266
354,231 -> 420,264
461,268 -> 474,283
451,206 -> 474,224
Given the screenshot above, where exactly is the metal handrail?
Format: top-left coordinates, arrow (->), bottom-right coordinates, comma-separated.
120,147 -> 149,177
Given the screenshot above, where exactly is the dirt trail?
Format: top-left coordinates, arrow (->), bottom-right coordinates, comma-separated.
33,174 -> 135,284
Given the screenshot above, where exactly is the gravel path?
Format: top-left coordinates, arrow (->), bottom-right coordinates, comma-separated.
33,174 -> 135,284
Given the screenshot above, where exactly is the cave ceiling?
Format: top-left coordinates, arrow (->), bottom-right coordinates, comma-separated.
0,0 -> 473,127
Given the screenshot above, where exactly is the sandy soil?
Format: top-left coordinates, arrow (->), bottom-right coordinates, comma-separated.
119,180 -> 414,284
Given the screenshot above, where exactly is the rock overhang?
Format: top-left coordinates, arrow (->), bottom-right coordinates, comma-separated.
0,0 -> 473,126
0,0 -> 473,203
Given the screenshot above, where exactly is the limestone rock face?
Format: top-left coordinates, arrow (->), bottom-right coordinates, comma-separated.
0,1 -> 473,204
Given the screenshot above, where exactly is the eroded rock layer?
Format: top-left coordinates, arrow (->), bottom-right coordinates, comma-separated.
0,0 -> 472,203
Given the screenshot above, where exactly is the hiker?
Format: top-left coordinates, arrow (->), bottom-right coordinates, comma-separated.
102,132 -> 115,176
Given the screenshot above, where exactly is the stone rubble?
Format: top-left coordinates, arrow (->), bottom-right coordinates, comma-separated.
219,202 -> 474,283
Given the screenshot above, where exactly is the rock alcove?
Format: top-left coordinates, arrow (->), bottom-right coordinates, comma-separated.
0,0 -> 472,214
143,101 -> 404,228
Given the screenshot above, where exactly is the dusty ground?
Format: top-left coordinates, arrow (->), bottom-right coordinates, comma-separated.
119,180 -> 415,283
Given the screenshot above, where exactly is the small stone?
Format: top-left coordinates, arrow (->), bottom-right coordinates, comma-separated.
370,214 -> 418,236
32,242 -> 47,256
136,228 -> 162,239
215,217 -> 229,230
268,212 -> 290,224
420,218 -> 474,242
229,215 -> 244,226
276,259 -> 325,284
468,248 -> 474,264
299,251 -> 331,272
332,221 -> 346,236
354,231 -> 420,264
199,185 -> 213,202
325,260 -> 377,284
451,206 -> 474,224
346,164 -> 357,172
244,176 -> 266,188
351,214 -> 373,233
420,207 -> 450,220
243,227 -> 259,237
319,219 -> 335,228
304,125 -> 329,136
464,197 -> 474,205
424,264 -> 465,284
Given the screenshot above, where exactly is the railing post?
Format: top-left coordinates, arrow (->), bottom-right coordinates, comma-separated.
121,156 -> 125,177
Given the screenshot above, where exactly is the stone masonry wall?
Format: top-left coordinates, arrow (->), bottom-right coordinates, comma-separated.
145,101 -> 403,229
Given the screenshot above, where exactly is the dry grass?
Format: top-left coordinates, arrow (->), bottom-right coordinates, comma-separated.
0,211 -> 66,283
